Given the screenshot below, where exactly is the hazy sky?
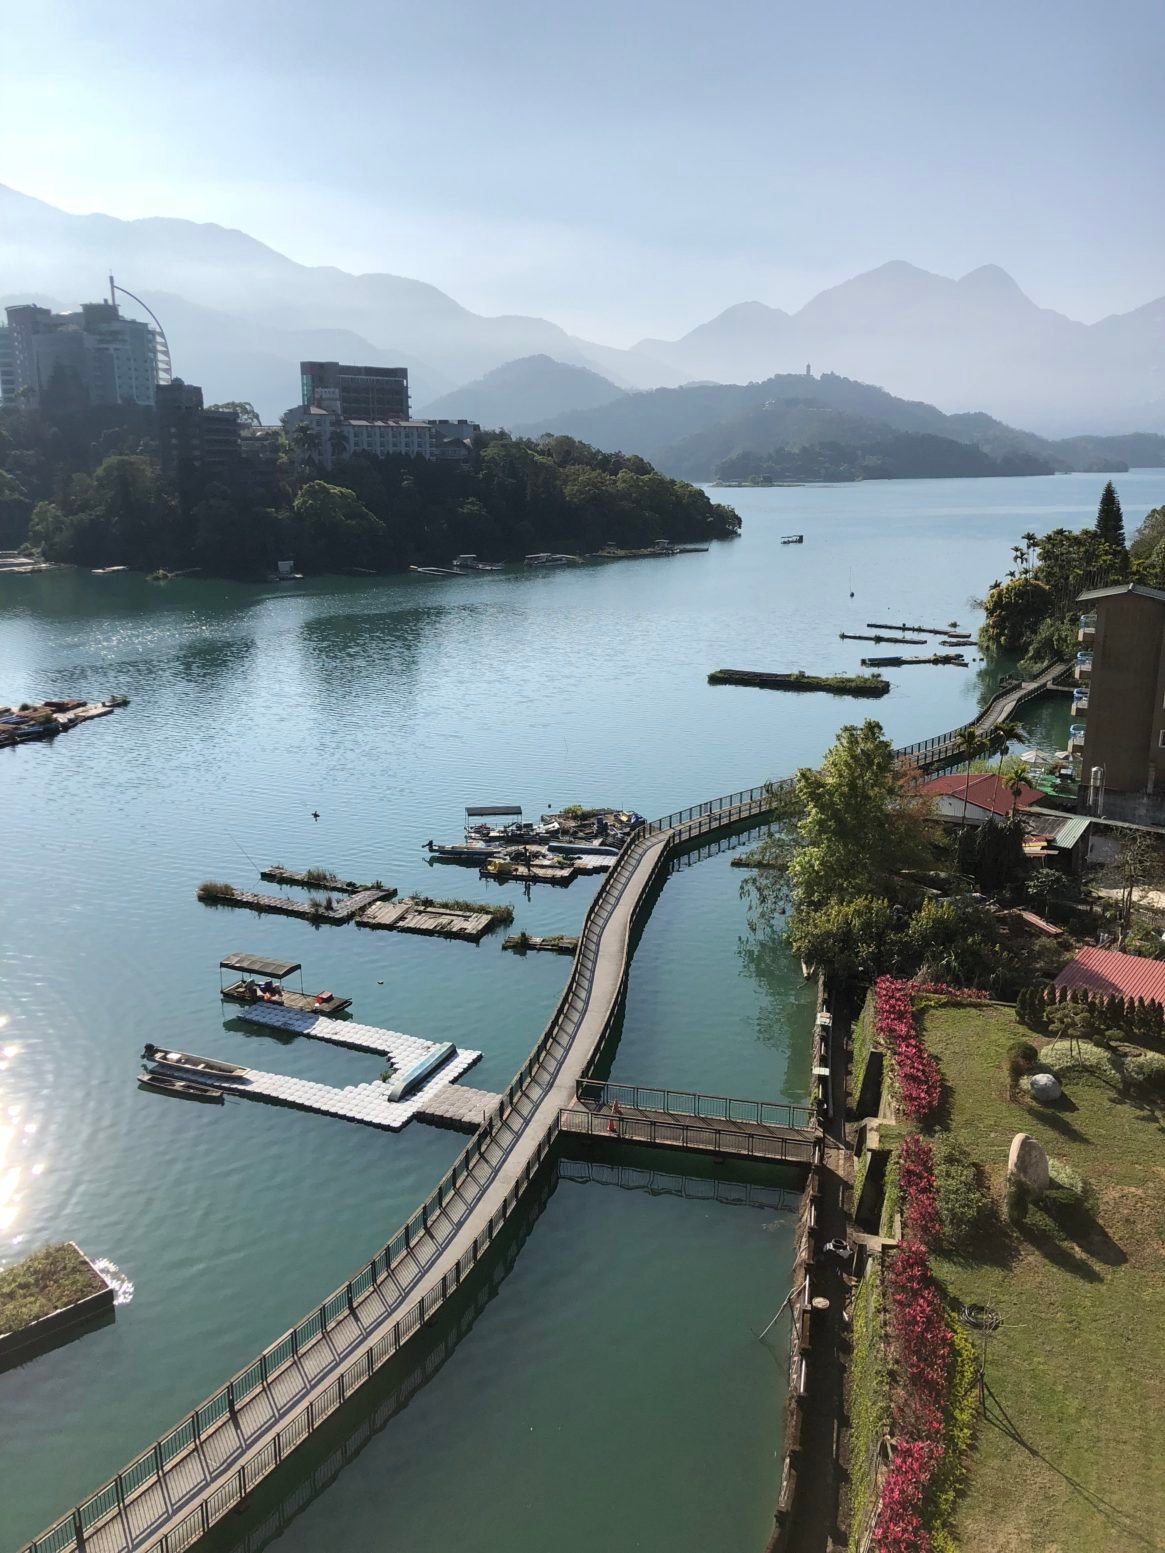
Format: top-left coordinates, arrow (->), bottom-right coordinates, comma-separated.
3,0 -> 1162,341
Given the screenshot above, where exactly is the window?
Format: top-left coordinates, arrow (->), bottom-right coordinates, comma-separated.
1159,730 -> 1165,749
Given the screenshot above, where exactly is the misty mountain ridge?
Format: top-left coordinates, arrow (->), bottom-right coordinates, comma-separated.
0,182 -> 1162,433
419,355 -> 625,427
514,370 -> 1165,484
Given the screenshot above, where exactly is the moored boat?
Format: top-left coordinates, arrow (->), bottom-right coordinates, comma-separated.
138,1070 -> 225,1103
142,1044 -> 248,1078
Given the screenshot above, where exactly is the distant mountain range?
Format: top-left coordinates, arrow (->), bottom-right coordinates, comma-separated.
1,182 -> 1162,434
418,355 -> 625,426
514,370 -> 1165,483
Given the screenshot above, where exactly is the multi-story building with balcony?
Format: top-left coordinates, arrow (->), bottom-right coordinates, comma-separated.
0,325 -> 15,404
1075,583 -> 1165,824
4,300 -> 160,408
300,362 -> 410,422
156,380 -> 241,490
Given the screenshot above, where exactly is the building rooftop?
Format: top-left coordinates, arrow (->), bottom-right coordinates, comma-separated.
1077,582 -> 1165,606
917,771 -> 1043,817
1054,944 -> 1165,1005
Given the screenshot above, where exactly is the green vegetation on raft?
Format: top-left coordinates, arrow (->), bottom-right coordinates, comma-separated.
0,1244 -> 106,1336
413,896 -> 515,925
196,880 -> 236,901
707,669 -> 890,696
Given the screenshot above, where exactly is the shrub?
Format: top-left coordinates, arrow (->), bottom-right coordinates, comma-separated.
1004,1174 -> 1029,1225
1047,1156 -> 1096,1211
1126,1050 -> 1165,1093
1039,1038 -> 1122,1083
197,880 -> 235,901
1004,1037 -> 1038,1097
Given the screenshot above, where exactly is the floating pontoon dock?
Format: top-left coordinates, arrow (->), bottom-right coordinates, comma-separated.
147,1006 -> 490,1132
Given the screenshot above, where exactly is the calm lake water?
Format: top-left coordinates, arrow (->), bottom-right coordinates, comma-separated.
0,470 -> 1159,1549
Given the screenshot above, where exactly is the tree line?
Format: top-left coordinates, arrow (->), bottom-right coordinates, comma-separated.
0,402 -> 740,577
977,480 -> 1165,670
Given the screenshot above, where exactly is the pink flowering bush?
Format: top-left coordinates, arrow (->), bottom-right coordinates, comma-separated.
897,1135 -> 940,1246
871,1244 -> 955,1553
874,1439 -> 942,1553
873,977 -> 943,1124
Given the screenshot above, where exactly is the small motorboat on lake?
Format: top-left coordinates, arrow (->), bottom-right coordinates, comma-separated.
142,1044 -> 248,1077
138,1069 -> 225,1103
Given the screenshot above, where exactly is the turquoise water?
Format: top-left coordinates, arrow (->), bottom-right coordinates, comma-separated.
0,470 -> 1159,1547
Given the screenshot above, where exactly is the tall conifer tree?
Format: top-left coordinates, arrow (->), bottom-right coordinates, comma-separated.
1096,480 -> 1126,550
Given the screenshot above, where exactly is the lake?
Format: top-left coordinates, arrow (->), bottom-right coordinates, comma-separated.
1,469 -> 1159,1549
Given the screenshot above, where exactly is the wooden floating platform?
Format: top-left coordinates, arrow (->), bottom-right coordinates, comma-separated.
0,697 -> 127,748
502,934 -> 579,955
839,633 -> 927,645
860,653 -> 968,668
223,982 -> 352,1015
708,669 -> 890,697
483,860 -> 577,886
197,885 -> 394,923
866,621 -> 961,636
356,897 -> 499,942
260,866 -> 383,894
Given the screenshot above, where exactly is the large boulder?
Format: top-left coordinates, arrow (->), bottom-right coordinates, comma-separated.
1007,1132 -> 1050,1196
1028,1071 -> 1062,1104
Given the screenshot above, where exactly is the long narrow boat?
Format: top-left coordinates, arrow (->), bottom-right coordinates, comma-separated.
425,840 -> 505,863
141,1044 -> 248,1078
138,1070 -> 225,1103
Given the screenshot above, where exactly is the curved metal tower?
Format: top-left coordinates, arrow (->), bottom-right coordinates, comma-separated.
109,273 -> 173,386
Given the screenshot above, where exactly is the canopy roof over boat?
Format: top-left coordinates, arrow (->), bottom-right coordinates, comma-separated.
220,953 -> 301,979
465,805 -> 522,818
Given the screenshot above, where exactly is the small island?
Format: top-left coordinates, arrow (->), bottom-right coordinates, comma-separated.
0,1242 -> 113,1362
707,668 -> 891,697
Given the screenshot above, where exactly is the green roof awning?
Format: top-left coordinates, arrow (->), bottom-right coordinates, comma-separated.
220,953 -> 301,979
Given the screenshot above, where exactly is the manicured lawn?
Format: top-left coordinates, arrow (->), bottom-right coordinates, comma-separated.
920,1002 -> 1165,1553
0,1243 -> 106,1335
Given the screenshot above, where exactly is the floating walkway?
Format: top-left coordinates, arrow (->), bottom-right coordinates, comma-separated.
259,866 -> 383,894
502,934 -> 579,955
35,784 -> 800,1553
198,885 -> 393,924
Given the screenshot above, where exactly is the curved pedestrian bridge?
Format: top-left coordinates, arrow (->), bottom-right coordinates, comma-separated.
18,784 -> 830,1553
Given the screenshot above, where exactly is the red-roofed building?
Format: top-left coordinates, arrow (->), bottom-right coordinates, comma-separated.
1054,945 -> 1165,1007
917,771 -> 1043,826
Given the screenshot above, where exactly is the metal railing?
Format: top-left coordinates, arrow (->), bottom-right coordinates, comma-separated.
558,1157 -> 803,1212
559,1107 -> 819,1165
25,753 -> 972,1553
576,1078 -> 814,1131
24,821 -> 673,1553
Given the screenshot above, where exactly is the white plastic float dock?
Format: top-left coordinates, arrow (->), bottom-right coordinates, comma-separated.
162,1003 -> 498,1131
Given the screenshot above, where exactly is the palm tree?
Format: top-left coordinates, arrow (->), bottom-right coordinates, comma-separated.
956,726 -> 986,832
1004,767 -> 1029,818
991,717 -> 1024,772
1022,531 -> 1039,573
